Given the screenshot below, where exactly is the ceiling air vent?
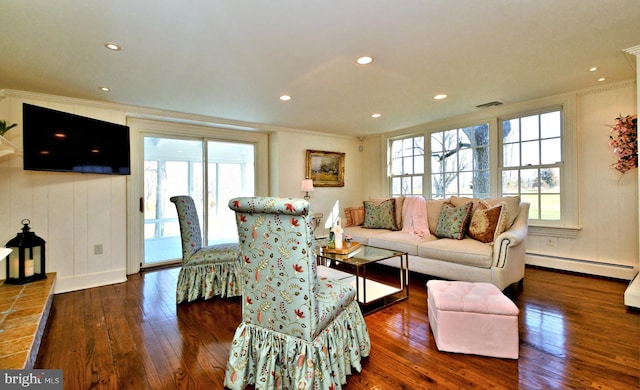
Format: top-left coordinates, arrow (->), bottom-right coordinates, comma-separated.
475,100 -> 504,109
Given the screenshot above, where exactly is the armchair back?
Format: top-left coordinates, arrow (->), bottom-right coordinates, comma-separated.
229,197 -> 321,340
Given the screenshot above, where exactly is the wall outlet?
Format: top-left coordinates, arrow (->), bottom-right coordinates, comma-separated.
94,244 -> 103,255
545,237 -> 557,247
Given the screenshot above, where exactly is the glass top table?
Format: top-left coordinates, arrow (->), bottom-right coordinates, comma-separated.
317,243 -> 409,314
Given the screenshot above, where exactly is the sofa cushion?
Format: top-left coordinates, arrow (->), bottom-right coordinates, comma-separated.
468,201 -> 507,244
368,231 -> 437,256
418,238 -> 494,268
435,202 -> 473,240
342,226 -> 390,245
344,206 -> 365,227
426,199 -> 446,234
363,199 -> 399,230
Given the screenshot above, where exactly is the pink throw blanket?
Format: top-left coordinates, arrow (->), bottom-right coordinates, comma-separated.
402,196 -> 429,237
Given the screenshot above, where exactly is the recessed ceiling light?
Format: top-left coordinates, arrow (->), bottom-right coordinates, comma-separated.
371,113 -> 381,118
598,77 -> 606,82
105,42 -> 122,51
279,95 -> 291,101
356,56 -> 373,65
99,86 -> 111,92
434,94 -> 448,100
589,66 -> 598,72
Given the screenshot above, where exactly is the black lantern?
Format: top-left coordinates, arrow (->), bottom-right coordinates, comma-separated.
5,219 -> 47,285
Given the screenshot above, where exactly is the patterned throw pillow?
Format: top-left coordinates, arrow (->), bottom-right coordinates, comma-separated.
363,199 -> 399,230
434,202 -> 473,239
468,201 -> 507,243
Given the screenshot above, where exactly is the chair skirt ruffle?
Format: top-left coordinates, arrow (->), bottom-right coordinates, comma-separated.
224,300 -> 371,390
176,261 -> 241,303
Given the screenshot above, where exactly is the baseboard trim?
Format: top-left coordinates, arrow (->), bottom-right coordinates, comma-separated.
526,253 -> 637,281
53,269 -> 127,294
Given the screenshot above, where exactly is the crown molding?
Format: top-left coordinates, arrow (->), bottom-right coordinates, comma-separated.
624,45 -> 640,56
575,79 -> 636,96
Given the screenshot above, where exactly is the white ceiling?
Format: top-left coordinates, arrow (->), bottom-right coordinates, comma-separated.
1,1 -> 638,136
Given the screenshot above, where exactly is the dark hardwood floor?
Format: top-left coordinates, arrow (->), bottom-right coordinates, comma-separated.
35,265 -> 640,389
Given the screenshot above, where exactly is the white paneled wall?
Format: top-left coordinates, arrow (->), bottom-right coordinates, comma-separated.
0,92 -> 128,293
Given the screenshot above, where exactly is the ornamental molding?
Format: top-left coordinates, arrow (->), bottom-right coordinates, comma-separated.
575,79 -> 636,96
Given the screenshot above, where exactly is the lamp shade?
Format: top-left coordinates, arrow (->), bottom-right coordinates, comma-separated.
301,179 -> 314,192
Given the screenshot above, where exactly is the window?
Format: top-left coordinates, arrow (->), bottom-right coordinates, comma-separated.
500,109 -> 562,221
390,135 -> 424,196
430,124 -> 490,199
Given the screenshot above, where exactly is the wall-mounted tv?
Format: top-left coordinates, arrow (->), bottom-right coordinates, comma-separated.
22,103 -> 131,175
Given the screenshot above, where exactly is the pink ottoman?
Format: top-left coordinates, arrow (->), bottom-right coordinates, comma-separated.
427,280 -> 519,359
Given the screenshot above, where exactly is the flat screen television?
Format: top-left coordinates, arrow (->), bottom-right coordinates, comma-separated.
22,103 -> 131,175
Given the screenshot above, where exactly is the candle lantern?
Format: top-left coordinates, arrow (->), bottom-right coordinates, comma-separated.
5,219 -> 46,285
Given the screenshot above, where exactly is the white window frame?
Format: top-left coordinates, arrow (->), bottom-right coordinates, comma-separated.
385,93 -> 579,236
389,134 -> 425,196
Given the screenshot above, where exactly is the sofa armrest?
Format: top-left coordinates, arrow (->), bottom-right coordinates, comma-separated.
492,202 -> 529,268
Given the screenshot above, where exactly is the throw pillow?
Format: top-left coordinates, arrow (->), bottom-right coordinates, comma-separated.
434,201 -> 473,240
483,196 -> 520,228
369,196 -> 404,229
363,198 -> 399,230
468,201 -> 507,243
344,206 -> 365,227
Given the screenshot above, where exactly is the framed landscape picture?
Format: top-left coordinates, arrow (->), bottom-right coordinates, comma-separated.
306,149 -> 345,187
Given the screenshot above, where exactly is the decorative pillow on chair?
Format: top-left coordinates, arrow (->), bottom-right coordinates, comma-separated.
435,202 -> 473,239
344,206 -> 365,227
468,200 -> 507,243
363,199 -> 399,230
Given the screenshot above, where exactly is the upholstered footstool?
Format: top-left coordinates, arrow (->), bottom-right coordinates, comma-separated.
427,280 -> 519,359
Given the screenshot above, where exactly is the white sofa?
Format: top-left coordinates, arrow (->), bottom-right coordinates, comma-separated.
342,196 -> 529,291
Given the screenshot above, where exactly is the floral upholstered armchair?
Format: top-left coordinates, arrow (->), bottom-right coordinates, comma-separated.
170,196 -> 242,303
225,197 -> 370,390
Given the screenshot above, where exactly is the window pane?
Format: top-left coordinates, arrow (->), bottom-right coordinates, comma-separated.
459,148 -> 473,171
540,138 -> 561,165
445,174 -> 458,196
520,168 -> 539,193
502,170 -> 519,194
431,132 -> 444,153
392,177 -> 402,195
414,155 -> 424,174
444,129 -> 458,151
392,157 -> 403,175
474,124 -> 489,146
459,172 -> 474,196
522,194 -> 539,219
541,111 -> 561,138
521,140 -> 540,166
403,156 -> 414,174
475,170 -> 490,197
521,115 -> 539,141
476,146 -> 490,170
503,119 -> 519,143
540,168 -> 560,192
503,143 -> 520,167
432,174 -> 444,199
402,138 -> 412,157
412,176 -> 423,195
541,194 -> 561,220
414,136 -> 424,154
401,176 -> 411,195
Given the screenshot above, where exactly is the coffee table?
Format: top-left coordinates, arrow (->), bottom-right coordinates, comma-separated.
318,244 -> 409,314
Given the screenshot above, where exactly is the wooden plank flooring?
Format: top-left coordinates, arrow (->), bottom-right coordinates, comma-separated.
35,266 -> 640,389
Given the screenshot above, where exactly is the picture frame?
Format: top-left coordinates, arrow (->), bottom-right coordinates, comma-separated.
306,149 -> 345,187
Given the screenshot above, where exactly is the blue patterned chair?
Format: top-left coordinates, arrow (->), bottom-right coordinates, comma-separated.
170,195 -> 242,304
225,196 -> 370,390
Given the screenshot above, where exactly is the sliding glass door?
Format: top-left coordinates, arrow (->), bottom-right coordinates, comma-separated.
142,137 -> 255,266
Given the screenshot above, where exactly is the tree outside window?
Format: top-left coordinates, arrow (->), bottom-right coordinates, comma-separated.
430,124 -> 490,199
